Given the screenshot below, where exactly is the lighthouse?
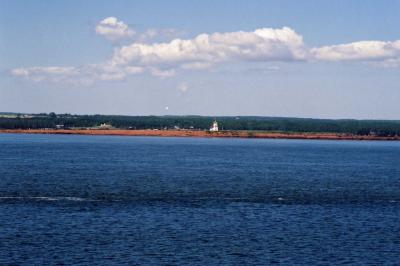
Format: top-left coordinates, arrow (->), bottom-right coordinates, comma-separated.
209,120 -> 219,132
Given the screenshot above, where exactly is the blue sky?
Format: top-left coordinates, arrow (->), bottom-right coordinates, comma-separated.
1,0 -> 399,119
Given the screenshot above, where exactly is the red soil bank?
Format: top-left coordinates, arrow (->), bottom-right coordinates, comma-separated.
1,129 -> 399,141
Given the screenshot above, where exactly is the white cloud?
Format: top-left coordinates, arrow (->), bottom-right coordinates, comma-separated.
111,27 -> 306,69
311,40 -> 400,62
10,23 -> 400,84
137,28 -> 184,43
149,68 -> 176,78
11,64 -> 145,84
374,58 -> 400,68
11,66 -> 78,82
11,26 -> 307,83
95,17 -> 135,40
178,82 -> 188,93
124,66 -> 145,74
96,70 -> 126,81
11,66 -> 76,76
181,62 -> 213,70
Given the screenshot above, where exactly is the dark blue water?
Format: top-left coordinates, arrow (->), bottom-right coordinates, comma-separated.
1,134 -> 400,265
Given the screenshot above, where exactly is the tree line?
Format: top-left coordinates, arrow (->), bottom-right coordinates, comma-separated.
1,113 -> 400,136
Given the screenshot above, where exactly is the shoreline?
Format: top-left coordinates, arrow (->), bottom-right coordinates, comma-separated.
1,129 -> 399,141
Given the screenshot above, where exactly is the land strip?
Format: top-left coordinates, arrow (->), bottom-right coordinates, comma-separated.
1,129 -> 399,141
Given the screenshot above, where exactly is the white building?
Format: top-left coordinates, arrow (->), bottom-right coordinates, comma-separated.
209,120 -> 219,132
98,123 -> 112,129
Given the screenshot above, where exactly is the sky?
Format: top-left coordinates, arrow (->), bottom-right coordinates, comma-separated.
1,0 -> 399,119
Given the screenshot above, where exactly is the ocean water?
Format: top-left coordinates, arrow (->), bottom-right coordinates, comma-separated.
0,133 -> 400,265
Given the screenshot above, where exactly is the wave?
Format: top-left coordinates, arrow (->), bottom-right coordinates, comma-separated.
0,196 -> 99,202
0,194 -> 398,205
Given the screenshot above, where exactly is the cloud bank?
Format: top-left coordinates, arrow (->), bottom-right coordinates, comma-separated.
11,17 -> 400,84
111,26 -> 306,68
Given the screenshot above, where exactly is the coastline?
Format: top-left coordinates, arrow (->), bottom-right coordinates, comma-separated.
0,129 -> 399,141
